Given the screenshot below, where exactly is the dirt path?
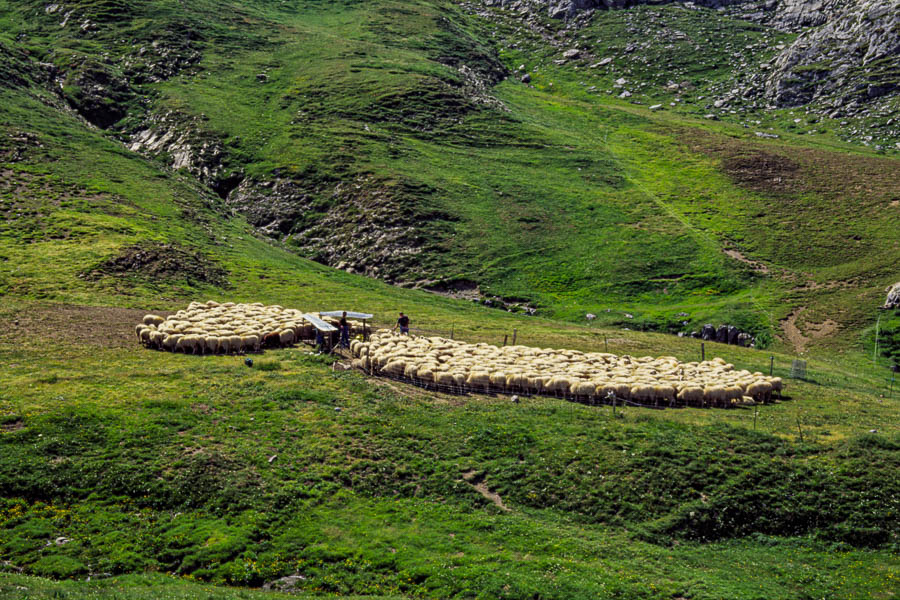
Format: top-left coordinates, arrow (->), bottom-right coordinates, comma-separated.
462,470 -> 511,512
724,248 -> 771,275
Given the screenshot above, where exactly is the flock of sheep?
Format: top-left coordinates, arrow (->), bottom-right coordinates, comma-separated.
136,302 -> 784,408
135,301 -> 362,354
351,332 -> 783,408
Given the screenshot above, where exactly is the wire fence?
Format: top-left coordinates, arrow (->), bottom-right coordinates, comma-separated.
346,325 -> 899,401
344,368 -> 787,411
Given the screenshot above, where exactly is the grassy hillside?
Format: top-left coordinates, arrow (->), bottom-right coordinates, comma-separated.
2,1 -> 900,598
2,0 -> 897,355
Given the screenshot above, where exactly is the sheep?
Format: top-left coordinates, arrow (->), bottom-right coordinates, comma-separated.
653,384 -> 677,407
175,335 -> 196,355
746,381 -> 773,404
629,384 -> 654,404
149,330 -> 165,350
278,329 -> 295,348
545,376 -> 574,397
703,385 -> 726,408
466,371 -> 491,392
143,314 -> 164,326
242,334 -> 260,353
435,371 -> 457,389
262,332 -> 281,349
416,368 -> 435,386
489,371 -> 508,390
383,360 -> 407,377
506,373 -> 528,393
570,381 -> 597,402
677,386 -> 704,407
770,377 -> 784,398
203,336 -> 219,355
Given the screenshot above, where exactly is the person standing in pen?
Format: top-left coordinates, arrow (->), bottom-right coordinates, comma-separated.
393,312 -> 410,335
339,311 -> 350,348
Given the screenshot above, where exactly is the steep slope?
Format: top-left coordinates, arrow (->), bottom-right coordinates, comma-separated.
2,0 -> 898,355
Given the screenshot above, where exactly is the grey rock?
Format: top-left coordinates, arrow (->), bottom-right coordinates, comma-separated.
885,282 -> 900,309
701,324 -> 716,341
263,575 -> 307,592
521,72 -> 532,83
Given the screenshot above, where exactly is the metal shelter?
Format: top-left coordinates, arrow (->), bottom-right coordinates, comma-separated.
318,310 -> 374,342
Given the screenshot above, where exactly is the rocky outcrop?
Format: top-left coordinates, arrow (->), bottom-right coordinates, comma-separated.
127,111 -> 241,198
760,0 -> 900,110
693,323 -> 755,346
58,59 -> 135,129
226,176 -> 456,284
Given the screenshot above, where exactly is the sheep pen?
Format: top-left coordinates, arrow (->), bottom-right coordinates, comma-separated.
135,301 -> 366,355
351,332 -> 784,409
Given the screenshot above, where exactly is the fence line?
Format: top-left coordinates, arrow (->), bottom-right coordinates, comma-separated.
348,368 -> 776,411
341,325 -> 895,399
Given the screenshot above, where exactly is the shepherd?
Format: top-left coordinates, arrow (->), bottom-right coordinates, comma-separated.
393,312 -> 410,335
339,311 -> 350,348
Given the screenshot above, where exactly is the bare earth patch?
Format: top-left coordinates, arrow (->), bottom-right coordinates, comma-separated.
720,151 -> 802,195
780,307 -> 840,353
462,470 -> 511,512
805,318 -> 839,340
0,304 -> 171,348
781,307 -> 810,354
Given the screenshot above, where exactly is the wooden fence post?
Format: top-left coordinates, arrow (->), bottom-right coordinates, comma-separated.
701,343 -> 705,362
503,334 -> 508,347
512,329 -> 517,345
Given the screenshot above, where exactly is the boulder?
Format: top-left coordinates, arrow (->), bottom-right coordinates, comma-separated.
701,324 -> 716,341
716,325 -> 729,343
885,282 -> 900,310
727,325 -> 739,345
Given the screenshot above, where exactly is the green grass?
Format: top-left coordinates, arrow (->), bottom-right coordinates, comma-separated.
1,339 -> 899,598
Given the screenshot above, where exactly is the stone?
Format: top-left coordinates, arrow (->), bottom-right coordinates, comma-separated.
716,325 -> 729,343
563,48 -> 580,59
727,325 -> 739,345
263,575 -> 307,592
884,282 -> 900,309
521,73 -> 532,83
701,324 -> 716,341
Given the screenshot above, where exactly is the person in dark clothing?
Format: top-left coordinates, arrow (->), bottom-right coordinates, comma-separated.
315,328 -> 325,353
339,311 -> 350,348
393,312 -> 410,335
